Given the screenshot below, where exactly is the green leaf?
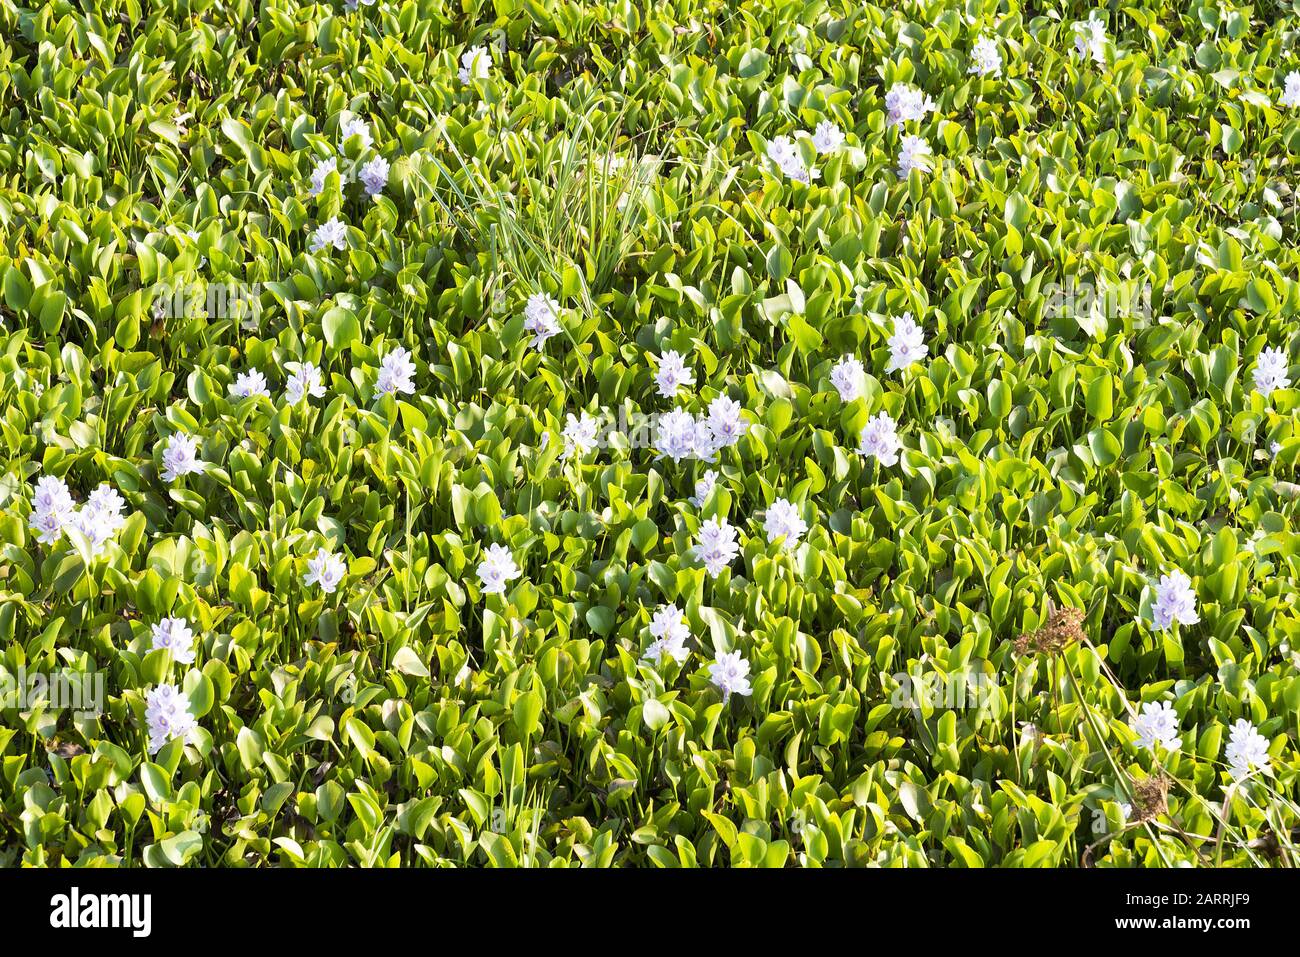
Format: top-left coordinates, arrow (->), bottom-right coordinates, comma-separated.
322,305 -> 360,352
512,690 -> 543,738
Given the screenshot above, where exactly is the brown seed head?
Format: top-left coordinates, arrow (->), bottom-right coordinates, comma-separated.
1015,605 -> 1085,656
1132,775 -> 1170,823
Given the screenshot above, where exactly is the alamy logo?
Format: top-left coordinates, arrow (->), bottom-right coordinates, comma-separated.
49,887 -> 151,937
1043,277 -> 1153,323
890,669 -> 1000,715
153,279 -> 262,324
1,666 -> 104,719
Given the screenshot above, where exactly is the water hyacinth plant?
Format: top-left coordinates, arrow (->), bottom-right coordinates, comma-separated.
0,0 -> 1297,873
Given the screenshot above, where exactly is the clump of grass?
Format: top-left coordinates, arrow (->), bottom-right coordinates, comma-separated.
397,63 -> 662,349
